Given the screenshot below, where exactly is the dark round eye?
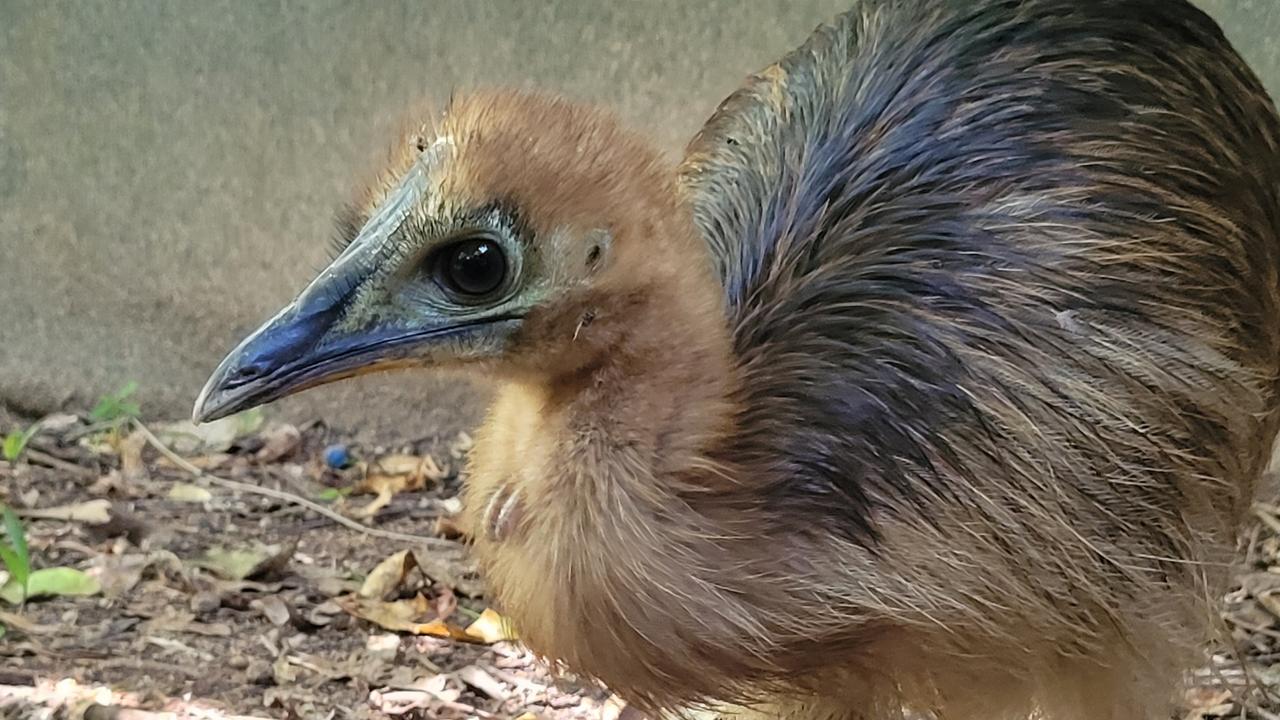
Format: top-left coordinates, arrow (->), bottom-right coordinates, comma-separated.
439,237 -> 507,297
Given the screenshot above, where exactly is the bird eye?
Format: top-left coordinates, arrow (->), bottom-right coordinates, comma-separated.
438,236 -> 507,298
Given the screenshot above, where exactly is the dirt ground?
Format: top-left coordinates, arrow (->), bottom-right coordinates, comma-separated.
3,411 -> 1280,720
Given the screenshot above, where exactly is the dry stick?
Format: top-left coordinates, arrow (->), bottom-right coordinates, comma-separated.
1253,503 -> 1280,537
24,447 -> 97,478
131,420 -> 461,551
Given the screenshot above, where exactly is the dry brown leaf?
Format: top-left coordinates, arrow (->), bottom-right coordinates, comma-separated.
307,600 -> 342,627
255,424 -> 302,463
353,474 -> 406,518
120,430 -> 149,483
465,607 -> 519,643
359,549 -> 417,600
18,499 -> 112,524
337,593 -> 484,642
350,454 -> 450,518
374,454 -> 448,483
336,593 -> 431,634
90,553 -> 160,598
254,596 -> 292,626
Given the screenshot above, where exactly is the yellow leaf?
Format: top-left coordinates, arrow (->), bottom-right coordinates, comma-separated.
336,593 -> 504,644
465,607 -> 518,643
374,454 -> 448,484
338,592 -> 432,633
168,483 -> 213,503
358,549 -> 417,600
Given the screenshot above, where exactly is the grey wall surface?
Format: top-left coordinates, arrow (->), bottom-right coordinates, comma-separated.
2,1 -> 1277,440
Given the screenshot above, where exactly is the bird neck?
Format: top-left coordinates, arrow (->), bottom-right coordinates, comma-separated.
464,255 -> 765,706
550,267 -> 739,482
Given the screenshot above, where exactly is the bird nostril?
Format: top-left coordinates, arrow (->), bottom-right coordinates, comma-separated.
228,361 -> 270,387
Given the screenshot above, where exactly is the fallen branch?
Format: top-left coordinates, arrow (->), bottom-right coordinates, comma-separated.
132,420 -> 461,551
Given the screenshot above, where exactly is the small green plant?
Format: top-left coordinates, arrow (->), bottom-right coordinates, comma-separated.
2,423 -> 40,462
0,505 -> 30,606
316,486 -> 353,502
90,381 -> 141,424
0,505 -> 100,608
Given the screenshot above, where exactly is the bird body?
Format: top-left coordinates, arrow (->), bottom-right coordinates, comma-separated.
196,1 -> 1280,718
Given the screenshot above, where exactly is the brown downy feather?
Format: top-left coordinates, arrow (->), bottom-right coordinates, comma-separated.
336,1 -> 1280,718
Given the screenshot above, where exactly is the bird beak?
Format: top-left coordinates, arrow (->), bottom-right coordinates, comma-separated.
191,249 -> 422,424
194,141 -> 463,424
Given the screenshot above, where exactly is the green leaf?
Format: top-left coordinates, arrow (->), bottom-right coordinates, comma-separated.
2,422 -> 41,462
0,546 -> 24,584
2,433 -> 22,462
90,381 -> 142,423
235,408 -> 264,436
194,545 -> 271,581
0,507 -> 28,590
0,567 -> 100,604
316,487 -> 352,502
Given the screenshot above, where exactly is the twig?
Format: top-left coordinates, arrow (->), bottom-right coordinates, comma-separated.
2,643 -> 205,679
23,447 -> 97,478
131,420 -> 461,551
1255,504 -> 1280,537
62,418 -> 128,442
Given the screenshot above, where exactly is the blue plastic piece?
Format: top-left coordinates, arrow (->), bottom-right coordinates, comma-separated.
324,444 -> 351,469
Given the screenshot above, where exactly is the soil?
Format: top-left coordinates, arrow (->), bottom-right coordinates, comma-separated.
1,413 -> 1279,719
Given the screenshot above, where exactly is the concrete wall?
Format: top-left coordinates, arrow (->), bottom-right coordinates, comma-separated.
2,1 -> 1276,440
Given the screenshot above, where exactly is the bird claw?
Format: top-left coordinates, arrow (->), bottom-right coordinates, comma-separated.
481,483 -> 525,542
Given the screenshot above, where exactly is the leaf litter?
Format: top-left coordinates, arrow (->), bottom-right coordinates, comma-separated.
10,406 -> 1275,719
0,410 -> 613,719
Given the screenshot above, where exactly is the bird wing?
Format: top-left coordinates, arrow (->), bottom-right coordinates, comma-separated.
674,5 -> 964,541
677,10 -> 863,315
674,0 -> 1280,544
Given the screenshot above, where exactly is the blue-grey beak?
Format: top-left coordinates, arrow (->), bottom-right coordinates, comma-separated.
193,140 -> 460,423
191,259 -> 404,424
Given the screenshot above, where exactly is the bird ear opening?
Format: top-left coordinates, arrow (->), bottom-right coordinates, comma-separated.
584,229 -> 613,274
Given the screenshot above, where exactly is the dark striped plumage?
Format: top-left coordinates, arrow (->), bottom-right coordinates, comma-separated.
683,0 -> 1280,548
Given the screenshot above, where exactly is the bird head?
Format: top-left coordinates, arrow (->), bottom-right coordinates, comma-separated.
193,90 -> 715,423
